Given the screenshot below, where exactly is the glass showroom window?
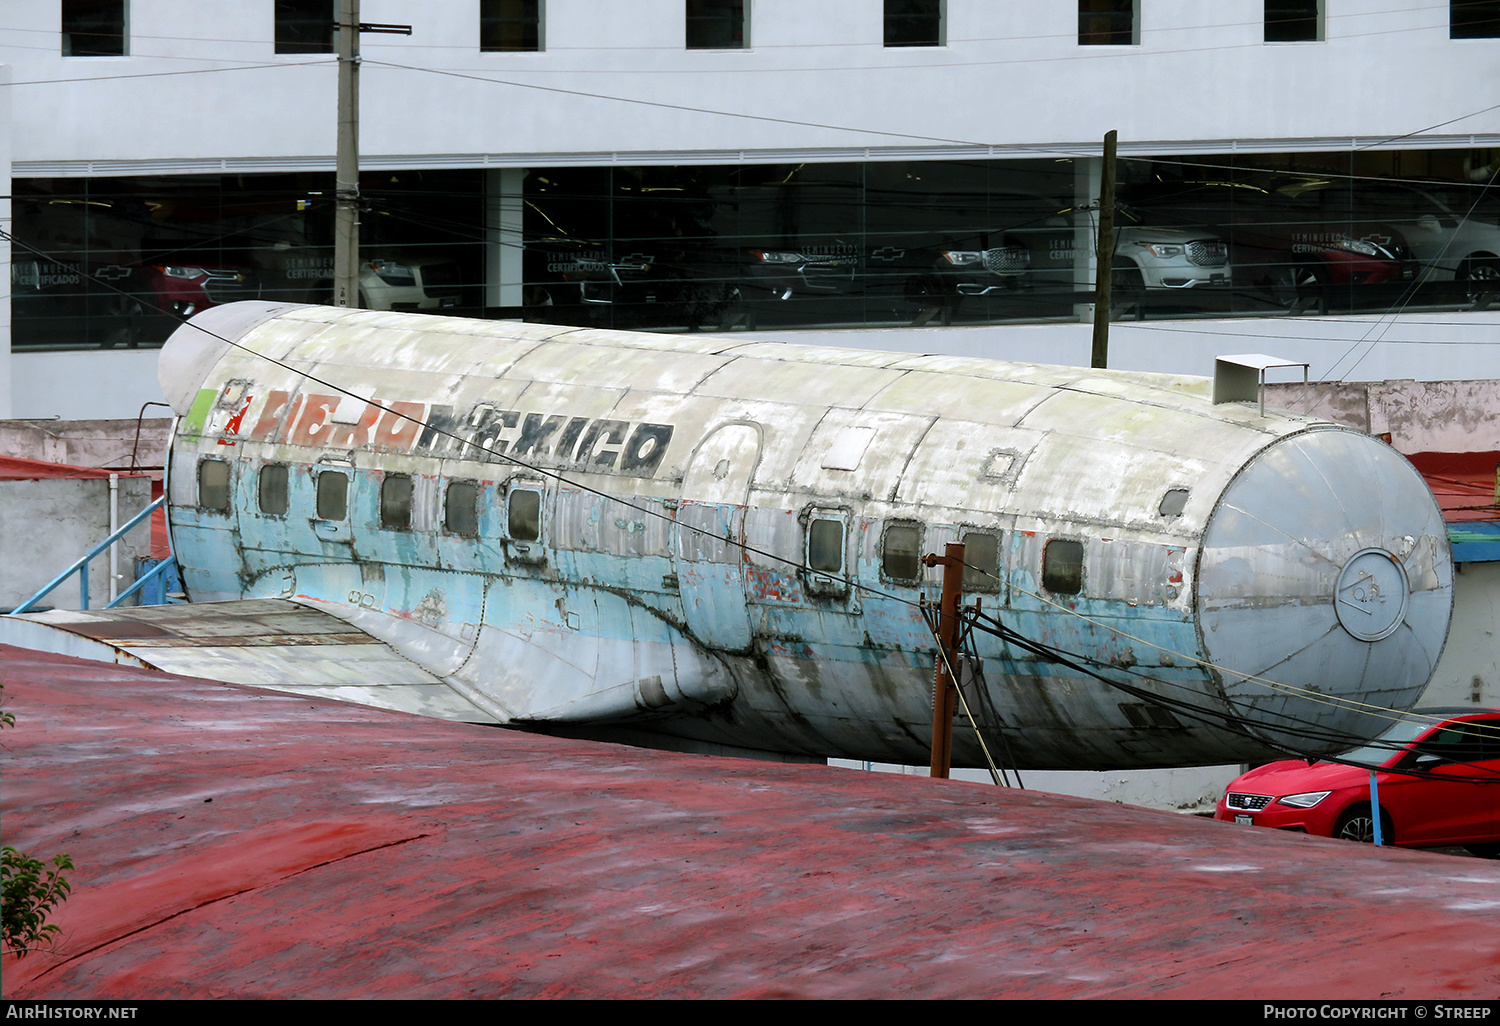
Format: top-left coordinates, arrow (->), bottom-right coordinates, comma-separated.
885,0 -> 943,47
1265,0 -> 1321,42
1078,0 -> 1136,45
62,0 -> 127,56
687,0 -> 747,49
481,0 -> 543,52
1452,1 -> 1500,37
276,0 -> 333,55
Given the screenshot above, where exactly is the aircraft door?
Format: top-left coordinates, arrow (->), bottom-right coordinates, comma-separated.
676,423 -> 761,650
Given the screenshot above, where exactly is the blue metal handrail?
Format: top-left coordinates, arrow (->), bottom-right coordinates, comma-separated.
8,496 -> 166,615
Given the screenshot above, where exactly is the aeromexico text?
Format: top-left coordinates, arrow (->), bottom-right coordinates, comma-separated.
207,389 -> 676,479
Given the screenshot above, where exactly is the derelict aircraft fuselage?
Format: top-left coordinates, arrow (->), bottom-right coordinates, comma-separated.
49,303 -> 1464,768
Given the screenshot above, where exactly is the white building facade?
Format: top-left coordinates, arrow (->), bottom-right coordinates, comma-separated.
3,0 -> 1500,418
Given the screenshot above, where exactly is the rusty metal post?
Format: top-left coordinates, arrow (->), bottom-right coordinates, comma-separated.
923,542 -> 965,779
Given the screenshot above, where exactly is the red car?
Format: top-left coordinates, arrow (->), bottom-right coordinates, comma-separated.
1215,708 -> 1500,857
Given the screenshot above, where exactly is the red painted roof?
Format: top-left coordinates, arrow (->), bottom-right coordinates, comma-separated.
1409,450 -> 1500,524
0,456 -> 151,482
3,645 -> 1499,1000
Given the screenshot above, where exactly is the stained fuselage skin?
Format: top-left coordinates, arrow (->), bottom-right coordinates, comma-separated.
159,303 -> 1453,769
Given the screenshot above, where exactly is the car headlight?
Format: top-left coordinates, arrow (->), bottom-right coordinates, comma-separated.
941,250 -> 984,267
1276,791 -> 1332,808
1334,239 -> 1380,257
1136,243 -> 1184,258
751,250 -> 803,264
160,265 -> 207,280
367,260 -> 417,286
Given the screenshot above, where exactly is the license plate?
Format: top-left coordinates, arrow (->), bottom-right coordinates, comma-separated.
1235,814 -> 1253,825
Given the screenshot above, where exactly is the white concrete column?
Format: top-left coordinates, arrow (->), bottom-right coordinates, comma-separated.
486,167 -> 525,312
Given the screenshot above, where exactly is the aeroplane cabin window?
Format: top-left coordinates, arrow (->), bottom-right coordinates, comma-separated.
317,470 -> 348,521
508,488 -> 542,542
258,464 -> 289,516
198,459 -> 231,513
882,524 -> 922,582
446,480 -> 480,537
1042,539 -> 1085,595
808,518 -> 844,574
961,532 -> 1001,593
382,474 -> 414,530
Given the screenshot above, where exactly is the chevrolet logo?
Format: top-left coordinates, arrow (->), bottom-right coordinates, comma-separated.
869,247 -> 906,262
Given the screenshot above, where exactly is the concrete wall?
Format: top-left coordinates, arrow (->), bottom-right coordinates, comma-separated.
832,759 -> 1240,814
1425,561 -> 1500,708
2,1 -> 1496,173
0,418 -> 173,469
0,475 -> 154,611
1264,378 -> 1500,452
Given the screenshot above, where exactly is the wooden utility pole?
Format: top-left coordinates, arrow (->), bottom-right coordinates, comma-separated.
332,4 -> 410,309
1090,130 -> 1118,369
923,543 -> 966,779
334,0 -> 361,308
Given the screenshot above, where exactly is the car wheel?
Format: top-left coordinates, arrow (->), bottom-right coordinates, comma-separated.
1463,843 -> 1500,859
904,275 -> 959,326
98,295 -> 149,350
1333,805 -> 1393,845
1268,257 -> 1326,312
1110,264 -> 1145,318
1458,256 -> 1500,310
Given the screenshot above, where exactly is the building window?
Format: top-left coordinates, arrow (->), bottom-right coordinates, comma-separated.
198,459 -> 231,513
885,0 -> 943,47
1042,539 -> 1085,596
687,0 -> 746,49
380,474 -> 413,530
62,0 -> 127,57
276,0 -> 333,55
316,470 -> 348,520
1265,0 -> 1321,42
1453,1 -> 1500,37
1079,0 -> 1136,45
258,464 -> 289,516
881,523 -> 923,582
481,0 -> 542,52
446,480 -> 480,537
